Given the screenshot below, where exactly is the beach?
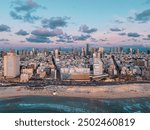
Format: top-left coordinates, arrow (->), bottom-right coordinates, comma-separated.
0,83 -> 150,99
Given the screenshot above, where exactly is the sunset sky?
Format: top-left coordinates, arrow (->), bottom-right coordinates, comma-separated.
0,0 -> 150,48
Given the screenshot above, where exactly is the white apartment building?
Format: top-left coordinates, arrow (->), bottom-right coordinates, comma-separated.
4,52 -> 20,78
93,52 -> 103,75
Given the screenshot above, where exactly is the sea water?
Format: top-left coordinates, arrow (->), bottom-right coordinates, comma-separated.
0,96 -> 149,113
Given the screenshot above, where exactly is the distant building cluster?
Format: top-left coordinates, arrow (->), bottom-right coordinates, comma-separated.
0,45 -> 150,83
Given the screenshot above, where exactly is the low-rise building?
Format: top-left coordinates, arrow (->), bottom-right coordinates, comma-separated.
61,67 -> 90,80
20,74 -> 29,82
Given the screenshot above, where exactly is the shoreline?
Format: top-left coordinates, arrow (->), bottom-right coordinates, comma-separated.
0,95 -> 149,101
0,83 -> 150,99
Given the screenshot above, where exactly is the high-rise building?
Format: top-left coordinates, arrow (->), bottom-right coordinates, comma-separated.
93,52 -> 103,75
137,49 -> 140,54
120,47 -> 123,53
86,44 -> 89,55
129,48 -> 133,54
3,52 -> 20,78
110,47 -> 123,54
82,48 -> 86,57
55,49 -> 59,59
99,47 -> 104,53
0,51 -> 6,58
110,48 -> 113,54
98,47 -> 104,58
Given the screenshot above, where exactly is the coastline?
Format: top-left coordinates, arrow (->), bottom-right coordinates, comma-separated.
0,83 -> 150,99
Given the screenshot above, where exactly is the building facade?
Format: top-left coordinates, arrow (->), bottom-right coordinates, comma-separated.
93,52 -> 103,75
4,52 -> 20,78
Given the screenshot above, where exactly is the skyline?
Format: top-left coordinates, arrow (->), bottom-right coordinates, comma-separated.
0,0 -> 150,48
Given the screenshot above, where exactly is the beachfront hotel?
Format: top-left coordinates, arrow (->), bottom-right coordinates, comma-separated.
3,52 -> 20,78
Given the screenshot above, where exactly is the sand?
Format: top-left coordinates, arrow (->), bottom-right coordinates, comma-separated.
0,83 -> 150,99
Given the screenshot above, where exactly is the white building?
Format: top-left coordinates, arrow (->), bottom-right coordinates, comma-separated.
20,74 -> 29,82
55,49 -> 59,59
93,52 -> 103,75
98,47 -> 104,54
4,52 -> 20,78
21,68 -> 34,78
81,48 -> 86,57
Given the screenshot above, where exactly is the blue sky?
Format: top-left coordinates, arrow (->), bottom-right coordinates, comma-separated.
0,0 -> 150,48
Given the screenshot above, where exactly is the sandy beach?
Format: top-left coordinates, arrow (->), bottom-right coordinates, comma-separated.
0,83 -> 150,99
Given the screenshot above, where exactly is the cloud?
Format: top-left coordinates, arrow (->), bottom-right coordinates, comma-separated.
20,40 -> 26,43
90,38 -> 99,42
128,32 -> 141,37
56,39 -> 66,43
73,34 -> 91,41
57,34 -> 91,43
26,35 -> 51,43
10,11 -> 41,23
31,28 -> 52,37
0,24 -> 11,32
127,16 -> 135,23
10,11 -> 22,20
0,39 -> 9,41
143,34 -> 150,40
10,0 -> 44,23
31,28 -> 63,37
110,28 -> 123,32
42,17 -> 70,29
114,19 -> 124,24
145,0 -> 150,4
27,28 -> 63,43
79,25 -> 97,33
135,9 -> 150,23
57,34 -> 74,43
118,32 -> 126,36
3,42 -> 10,45
16,29 -> 29,36
129,9 -> 150,23
23,12 -> 41,23
11,0 -> 42,12
51,29 -> 63,36
99,38 -> 108,42
131,38 -> 138,42
57,34 -> 91,42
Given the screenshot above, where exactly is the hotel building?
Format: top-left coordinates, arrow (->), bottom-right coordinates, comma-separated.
3,52 -> 20,78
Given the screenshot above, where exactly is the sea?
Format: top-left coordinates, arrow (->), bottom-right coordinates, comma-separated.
0,96 -> 150,113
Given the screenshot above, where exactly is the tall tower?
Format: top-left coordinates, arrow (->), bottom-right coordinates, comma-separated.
98,47 -> 104,58
81,48 -> 86,57
86,44 -> 89,56
93,52 -> 103,75
55,49 -> 59,59
4,52 -> 20,78
137,49 -> 140,55
129,48 -> 133,54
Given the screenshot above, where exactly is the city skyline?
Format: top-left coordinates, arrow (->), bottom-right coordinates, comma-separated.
0,0 -> 150,48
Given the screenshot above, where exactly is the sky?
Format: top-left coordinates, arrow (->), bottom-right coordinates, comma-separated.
0,0 -> 150,48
